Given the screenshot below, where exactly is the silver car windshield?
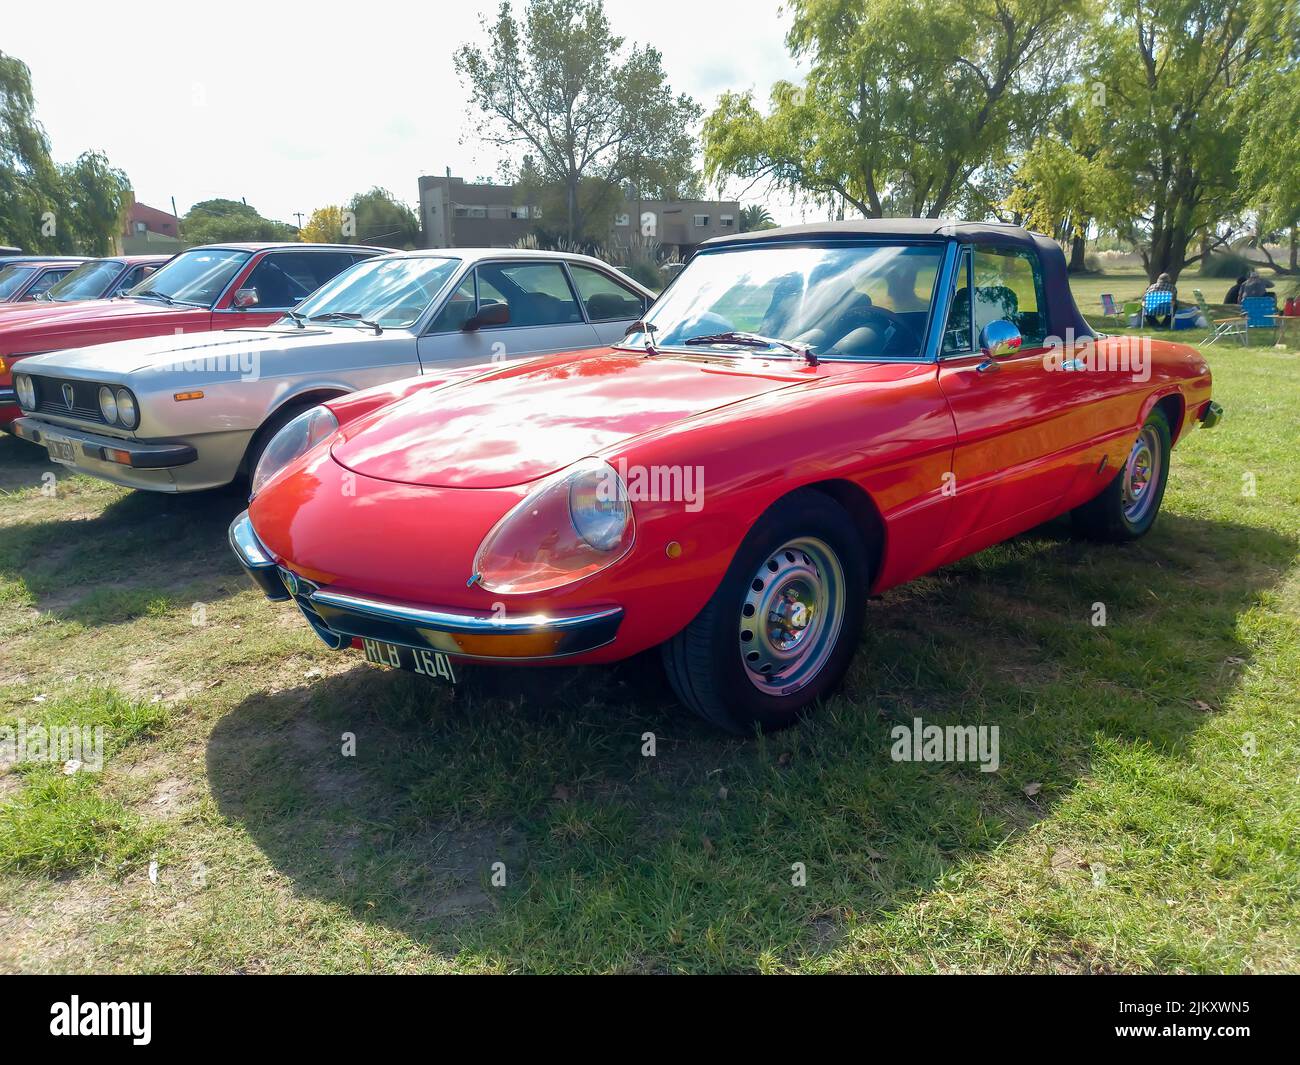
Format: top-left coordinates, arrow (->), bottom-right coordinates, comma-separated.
293,256 -> 461,330
43,259 -> 123,301
625,242 -> 945,360
128,248 -> 251,307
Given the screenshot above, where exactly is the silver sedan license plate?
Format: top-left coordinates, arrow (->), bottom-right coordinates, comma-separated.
44,433 -> 78,465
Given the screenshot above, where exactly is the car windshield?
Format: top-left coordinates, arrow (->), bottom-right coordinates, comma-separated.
0,265 -> 36,300
625,242 -> 946,360
127,248 -> 250,307
292,255 -> 461,330
42,259 -> 123,301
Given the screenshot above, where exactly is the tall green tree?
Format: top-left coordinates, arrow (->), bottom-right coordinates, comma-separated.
1084,0 -> 1296,281
1238,63 -> 1300,273
181,199 -> 296,245
345,188 -> 420,249
739,204 -> 776,232
0,52 -> 64,251
704,0 -> 1083,220
58,151 -> 131,255
456,0 -> 703,240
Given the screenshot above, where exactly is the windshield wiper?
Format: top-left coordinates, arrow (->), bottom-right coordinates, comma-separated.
308,311 -> 383,335
684,331 -> 819,366
284,309 -> 307,329
134,289 -> 176,305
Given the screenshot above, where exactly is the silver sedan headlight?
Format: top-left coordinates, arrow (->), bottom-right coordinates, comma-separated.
98,386 -> 118,424
250,406 -> 339,498
14,374 -> 35,409
115,388 -> 138,429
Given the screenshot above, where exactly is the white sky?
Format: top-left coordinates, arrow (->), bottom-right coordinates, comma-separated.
7,0 -> 820,228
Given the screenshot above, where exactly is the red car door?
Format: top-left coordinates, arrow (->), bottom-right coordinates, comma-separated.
935,243 -> 1094,560
210,248 -> 370,330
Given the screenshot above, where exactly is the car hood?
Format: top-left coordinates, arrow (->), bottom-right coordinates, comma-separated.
331,349 -> 820,489
0,297 -> 186,331
19,325 -> 351,376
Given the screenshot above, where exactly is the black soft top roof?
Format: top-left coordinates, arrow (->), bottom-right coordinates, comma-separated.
700,219 -> 1094,339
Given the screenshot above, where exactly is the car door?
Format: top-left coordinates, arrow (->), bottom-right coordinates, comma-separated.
21,267 -> 74,301
213,250 -> 364,329
416,260 -> 600,367
567,263 -> 649,344
935,243 -> 1095,558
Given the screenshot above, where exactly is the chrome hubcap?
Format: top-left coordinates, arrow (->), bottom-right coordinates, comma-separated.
739,537 -> 846,695
1122,425 -> 1162,523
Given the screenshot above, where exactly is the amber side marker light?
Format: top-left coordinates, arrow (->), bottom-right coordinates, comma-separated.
174,390 -> 204,401
0,357 -> 8,373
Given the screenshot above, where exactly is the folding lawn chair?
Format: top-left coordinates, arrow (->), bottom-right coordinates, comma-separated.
1142,290 -> 1174,327
1195,288 -> 1248,347
1100,293 -> 1119,319
1241,295 -> 1278,343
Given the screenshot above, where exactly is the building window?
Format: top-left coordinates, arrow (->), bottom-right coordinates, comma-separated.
693,214 -> 710,227
453,206 -> 468,217
721,214 -> 735,227
509,207 -> 531,220
614,213 -> 630,227
134,221 -> 147,234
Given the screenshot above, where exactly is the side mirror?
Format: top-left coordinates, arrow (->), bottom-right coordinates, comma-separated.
232,287 -> 259,309
463,301 -> 509,331
978,319 -> 1022,359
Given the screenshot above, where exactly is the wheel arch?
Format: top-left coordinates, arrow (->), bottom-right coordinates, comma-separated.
790,478 -> 886,592
237,385 -> 351,476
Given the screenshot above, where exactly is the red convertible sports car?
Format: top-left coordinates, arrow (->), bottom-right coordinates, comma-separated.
0,242 -> 381,429
231,220 -> 1220,733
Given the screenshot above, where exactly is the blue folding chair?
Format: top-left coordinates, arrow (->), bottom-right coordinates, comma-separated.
1241,295 -> 1277,342
1142,290 -> 1174,327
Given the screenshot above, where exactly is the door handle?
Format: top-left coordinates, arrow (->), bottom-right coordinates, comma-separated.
976,358 -> 1000,373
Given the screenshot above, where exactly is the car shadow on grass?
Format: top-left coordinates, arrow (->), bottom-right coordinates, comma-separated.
0,465 -> 251,626
206,512 -> 1296,972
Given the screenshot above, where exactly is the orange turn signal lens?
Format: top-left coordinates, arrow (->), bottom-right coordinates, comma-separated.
173,390 -> 204,402
104,448 -> 133,465
0,357 -> 8,373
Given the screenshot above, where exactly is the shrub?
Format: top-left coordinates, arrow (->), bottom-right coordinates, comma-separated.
1201,251 -> 1253,278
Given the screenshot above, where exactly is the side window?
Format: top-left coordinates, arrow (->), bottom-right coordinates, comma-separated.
476,262 -> 582,328
569,265 -> 645,321
25,269 -> 70,299
241,252 -> 356,308
942,250 -> 973,355
972,246 -> 1048,345
428,273 -> 477,333
115,265 -> 151,294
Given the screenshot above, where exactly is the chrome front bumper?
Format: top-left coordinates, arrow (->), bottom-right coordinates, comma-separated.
228,511 -> 624,661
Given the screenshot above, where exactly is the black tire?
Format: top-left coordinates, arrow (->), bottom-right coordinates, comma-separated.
1071,407 -> 1172,541
661,489 -> 870,734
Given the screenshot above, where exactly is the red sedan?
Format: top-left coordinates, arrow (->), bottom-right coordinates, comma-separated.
0,242 -> 382,429
231,220 -> 1220,733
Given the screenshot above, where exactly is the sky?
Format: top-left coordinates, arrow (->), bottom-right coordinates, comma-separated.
6,0 -> 815,227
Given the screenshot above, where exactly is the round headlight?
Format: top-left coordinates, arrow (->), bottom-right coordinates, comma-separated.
250,405 -> 339,498
98,386 -> 118,424
473,458 -> 634,594
568,465 -> 631,550
115,388 -> 138,428
15,374 -> 35,409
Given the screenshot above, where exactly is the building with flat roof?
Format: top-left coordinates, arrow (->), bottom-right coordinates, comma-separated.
418,173 -> 739,258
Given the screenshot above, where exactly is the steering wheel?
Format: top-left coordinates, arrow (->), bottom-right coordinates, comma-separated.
830,303 -> 921,356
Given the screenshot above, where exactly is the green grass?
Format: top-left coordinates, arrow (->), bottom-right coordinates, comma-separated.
0,338 -> 1297,973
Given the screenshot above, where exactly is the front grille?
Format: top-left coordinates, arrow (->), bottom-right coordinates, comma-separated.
32,376 -> 106,424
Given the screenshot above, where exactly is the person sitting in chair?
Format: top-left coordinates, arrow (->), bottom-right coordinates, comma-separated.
1225,273 -> 1249,305
1143,272 -> 1178,328
1240,271 -> 1273,300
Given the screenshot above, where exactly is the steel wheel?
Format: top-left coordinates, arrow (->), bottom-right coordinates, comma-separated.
1122,424 -> 1162,524
738,536 -> 846,695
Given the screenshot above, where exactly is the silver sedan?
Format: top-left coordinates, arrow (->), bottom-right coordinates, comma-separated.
10,249 -> 652,492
